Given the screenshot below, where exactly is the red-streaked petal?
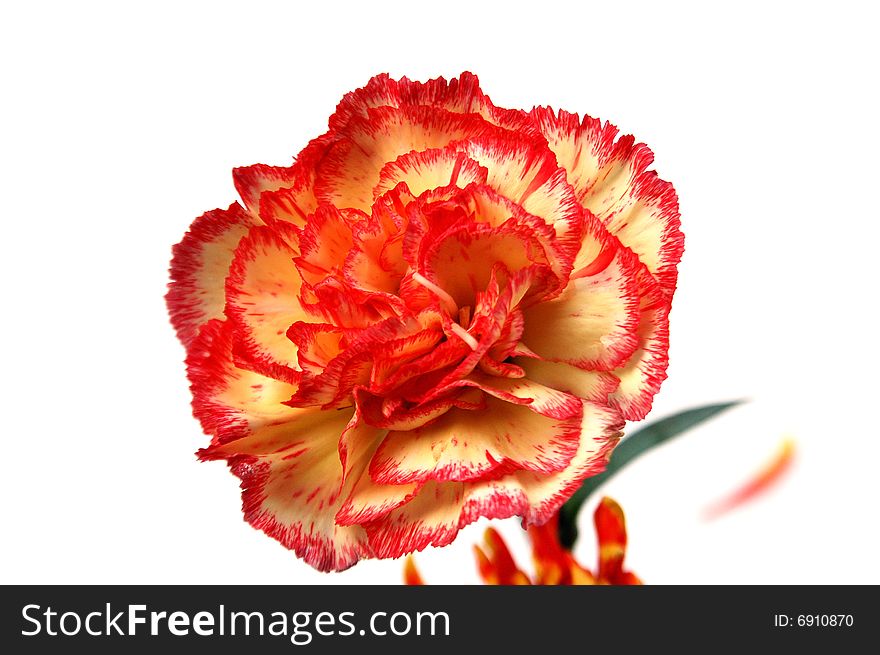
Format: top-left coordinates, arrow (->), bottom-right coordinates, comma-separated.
464,374 -> 586,419
307,277 -> 403,329
459,136 -> 584,268
463,184 -> 575,281
402,267 -> 536,405
477,356 -> 525,379
253,132 -> 338,227
461,401 -> 624,526
367,326 -> 446,390
288,316 -> 429,408
227,448 -> 365,570
186,319 -> 300,445
356,386 -> 480,431
225,223 -> 313,376
331,411 -> 418,527
366,335 -> 470,399
199,404 -> 354,462
329,71 -> 534,135
579,140 -> 654,224
487,306 -> 525,362
608,271 -> 671,420
416,362 -> 583,419
315,105 -> 499,212
369,395 -> 583,485
329,72 -> 401,130
294,204 -> 354,286
530,107 -> 653,226
228,453 -> 371,572
234,133 -> 334,217
363,481 -> 466,558
422,222 -> 550,311
233,163 -> 295,215
516,358 -> 620,404
362,401 -> 623,559
520,247 -> 641,371
335,469 -> 420,527
167,203 -> 256,348
285,322 -> 344,374
374,148 -> 488,200
200,401 -> 379,571
530,107 -> 683,295
529,108 -> 623,205
342,203 -> 407,295
513,405 -> 623,527
202,408 -> 389,572
258,186 -> 313,229
602,174 -> 684,296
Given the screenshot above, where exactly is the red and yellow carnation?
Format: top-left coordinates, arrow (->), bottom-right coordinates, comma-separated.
167,72 -> 683,571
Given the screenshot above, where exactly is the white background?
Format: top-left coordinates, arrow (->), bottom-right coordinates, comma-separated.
2,1 -> 878,585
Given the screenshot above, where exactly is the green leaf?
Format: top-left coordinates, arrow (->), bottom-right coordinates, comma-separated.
557,400 -> 745,549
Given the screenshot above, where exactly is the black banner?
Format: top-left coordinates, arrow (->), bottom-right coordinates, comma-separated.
1,585 -> 873,652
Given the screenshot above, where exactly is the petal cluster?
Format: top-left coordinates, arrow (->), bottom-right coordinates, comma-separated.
475,498 -> 641,585
405,498 -> 640,585
167,73 -> 683,571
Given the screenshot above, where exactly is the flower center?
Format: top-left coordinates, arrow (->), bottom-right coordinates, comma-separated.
410,270 -> 478,350
410,271 -> 457,315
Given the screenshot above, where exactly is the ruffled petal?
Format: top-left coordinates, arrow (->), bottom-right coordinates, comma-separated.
462,401 -> 624,526
363,481 -> 466,558
287,317 -> 422,408
226,440 -> 364,570
530,107 -> 683,295
516,357 -> 619,404
421,222 -> 551,311
520,247 -> 641,371
601,174 -> 683,296
233,163 -> 295,215
329,71 -> 534,135
225,223 -> 313,376
167,203 -> 256,348
459,136 -> 585,268
187,322 -> 381,570
335,470 -> 419,526
608,283 -> 671,421
294,205 -> 355,286
315,106 -> 499,212
528,108 -> 621,206
465,184 -> 576,280
234,133 -> 334,219
341,202 -> 407,295
356,386 -> 481,431
250,129 -> 338,226
203,408 -> 390,571
363,401 -> 623,558
373,148 -> 488,200
368,394 -> 583,484
186,319 -> 300,445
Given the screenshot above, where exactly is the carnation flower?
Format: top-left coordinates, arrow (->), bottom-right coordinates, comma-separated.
167,72 -> 682,571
